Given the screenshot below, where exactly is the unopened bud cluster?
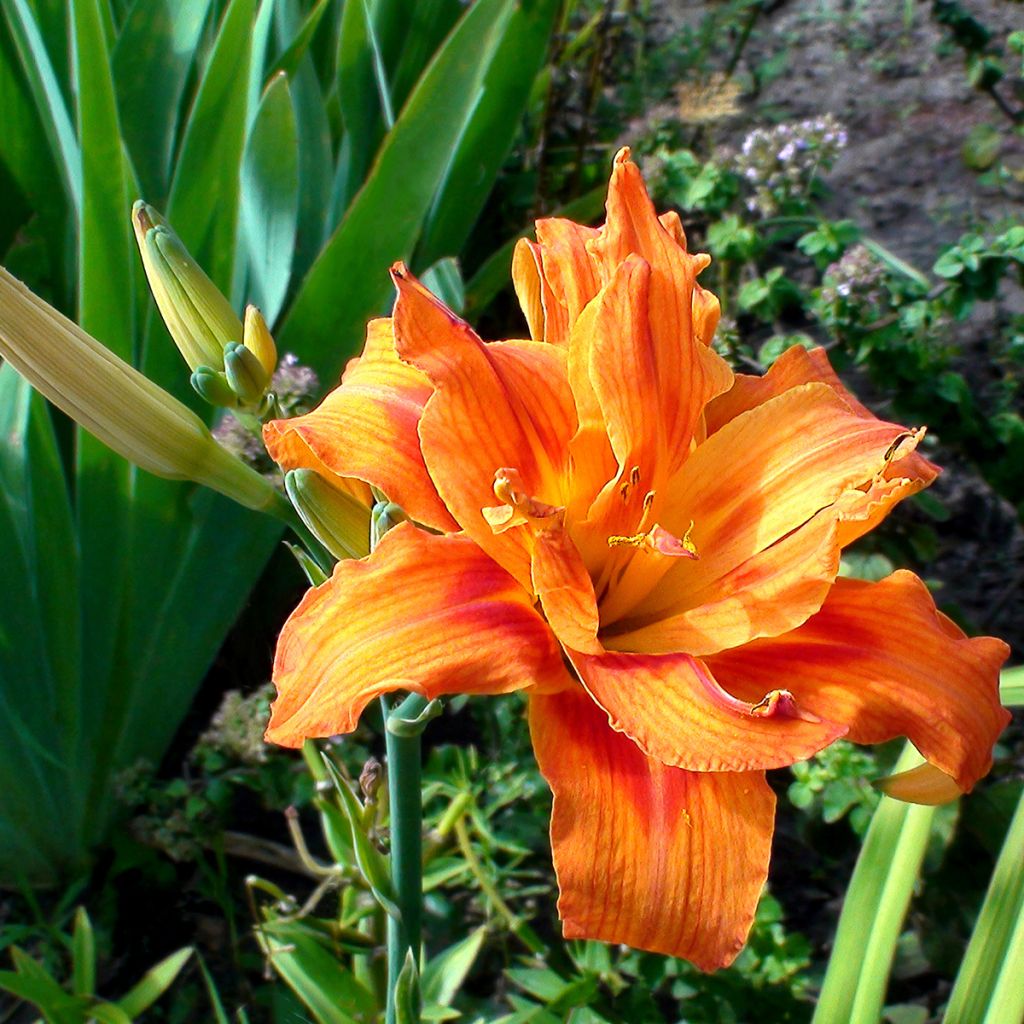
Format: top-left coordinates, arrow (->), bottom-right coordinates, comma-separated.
734,114 -> 849,217
133,202 -> 280,418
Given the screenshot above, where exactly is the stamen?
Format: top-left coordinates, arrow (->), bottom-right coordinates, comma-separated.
483,467 -> 564,534
749,689 -> 821,723
607,521 -> 699,559
619,465 -> 643,501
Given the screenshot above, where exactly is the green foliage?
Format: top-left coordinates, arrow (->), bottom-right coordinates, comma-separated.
789,741 -> 882,838
0,0 -> 558,886
0,908 -> 191,1022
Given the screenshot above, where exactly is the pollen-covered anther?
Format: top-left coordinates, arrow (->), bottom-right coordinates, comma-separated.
482,467 -> 564,534
607,521 -> 699,559
748,689 -> 822,724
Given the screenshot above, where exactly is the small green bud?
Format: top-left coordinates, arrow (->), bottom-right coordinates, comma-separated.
370,500 -> 408,549
191,366 -> 238,408
224,341 -> 271,406
285,469 -> 371,560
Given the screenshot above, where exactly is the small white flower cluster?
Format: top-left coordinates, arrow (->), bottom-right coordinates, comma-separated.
820,244 -> 887,314
735,114 -> 849,217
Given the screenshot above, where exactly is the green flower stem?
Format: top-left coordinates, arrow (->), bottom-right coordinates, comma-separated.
383,691 -> 428,1024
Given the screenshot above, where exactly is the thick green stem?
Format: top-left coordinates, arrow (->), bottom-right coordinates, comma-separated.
383,692 -> 427,1024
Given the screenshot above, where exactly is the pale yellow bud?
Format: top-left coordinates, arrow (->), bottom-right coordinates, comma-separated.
0,267 -> 280,512
243,305 -> 277,378
132,201 -> 242,372
285,469 -> 371,560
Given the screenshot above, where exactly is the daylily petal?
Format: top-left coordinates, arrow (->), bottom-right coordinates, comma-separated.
534,217 -> 601,340
529,688 -> 776,969
263,318 -> 454,532
568,647 -> 846,772
391,266 -> 577,588
512,239 -> 549,343
607,509 -> 841,655
705,571 -> 1010,791
703,344 -> 939,544
641,382 -> 911,624
266,523 -> 570,746
586,151 -> 733,479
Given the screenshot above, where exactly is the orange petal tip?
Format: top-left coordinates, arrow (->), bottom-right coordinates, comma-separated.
874,760 -> 964,805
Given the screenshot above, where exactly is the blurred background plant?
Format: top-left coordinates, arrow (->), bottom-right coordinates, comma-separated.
1,0 -> 1022,1022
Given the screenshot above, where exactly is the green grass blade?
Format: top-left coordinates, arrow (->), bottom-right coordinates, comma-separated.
813,744 -> 938,1024
0,0 -> 81,213
268,0 -> 330,80
279,0 -> 516,375
241,70 -> 299,323
387,0 -> 460,112
333,0 -> 387,210
111,0 -> 213,204
162,0 -> 256,316
414,0 -> 559,269
116,946 -> 192,1017
945,787 -> 1024,1023
270,0 -> 332,293
71,907 -> 96,997
70,0 -> 138,786
999,665 -> 1024,707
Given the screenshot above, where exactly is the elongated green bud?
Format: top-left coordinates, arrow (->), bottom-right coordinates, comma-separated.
371,500 -> 408,550
132,201 -> 242,372
243,304 -> 277,378
285,469 -> 371,560
191,366 -> 238,408
0,267 -> 280,513
224,341 -> 270,406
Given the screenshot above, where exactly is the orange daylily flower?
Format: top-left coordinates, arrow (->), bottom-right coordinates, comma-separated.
263,150 -> 1009,970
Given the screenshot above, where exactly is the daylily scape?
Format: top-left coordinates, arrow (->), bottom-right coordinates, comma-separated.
262,150 -> 1009,970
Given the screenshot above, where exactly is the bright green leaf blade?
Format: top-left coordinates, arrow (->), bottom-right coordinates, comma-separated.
422,926 -> 487,1008
116,947 -> 192,1017
259,921 -> 374,1024
241,71 -> 299,323
0,0 -> 82,214
388,0 -> 461,112
111,0 -> 213,204
999,666 -> 1024,707
279,0 -> 515,376
71,907 -> 95,997
268,0 -> 330,80
813,744 -> 938,1024
161,0 -> 256,329
945,788 -> 1024,1023
414,0 -> 559,268
89,1004 -> 133,1024
70,0 -> 138,799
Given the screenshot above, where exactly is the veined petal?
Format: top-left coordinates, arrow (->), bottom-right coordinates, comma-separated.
703,344 -> 939,538
512,239 -> 549,343
534,217 -> 602,340
266,524 -> 570,746
705,571 -> 1010,791
607,510 -> 841,655
645,383 -> 911,622
568,647 -> 845,772
263,318 -> 454,532
392,266 -> 577,588
529,688 -> 776,969
586,151 -> 733,479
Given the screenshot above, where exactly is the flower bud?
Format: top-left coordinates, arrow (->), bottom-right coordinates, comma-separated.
191,367 -> 238,408
285,469 -> 371,560
0,268 -> 280,512
243,305 -> 277,378
370,500 -> 408,550
223,341 -> 270,406
132,201 -> 242,372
